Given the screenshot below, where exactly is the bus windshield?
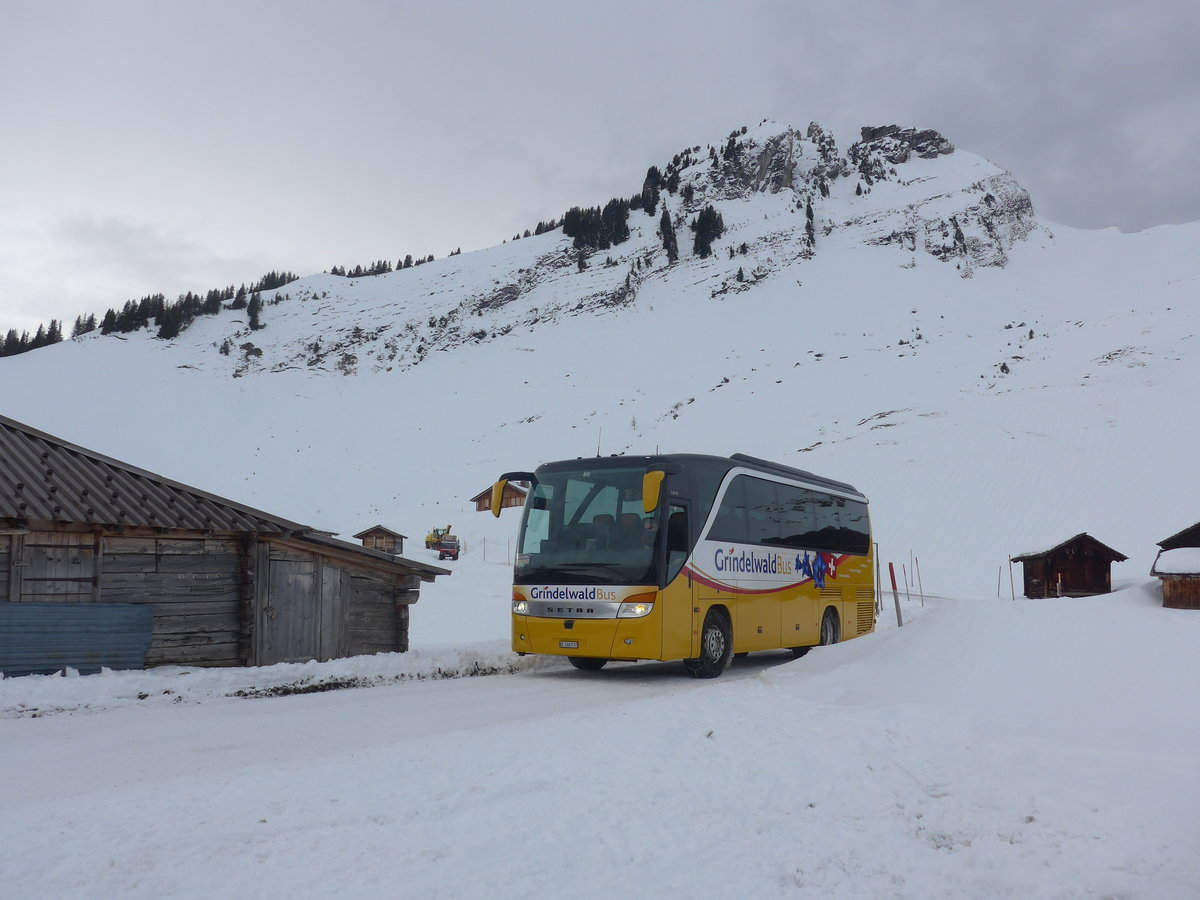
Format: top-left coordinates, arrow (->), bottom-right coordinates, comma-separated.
515,465 -> 659,585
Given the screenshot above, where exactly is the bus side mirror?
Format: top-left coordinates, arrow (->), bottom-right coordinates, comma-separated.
490,480 -> 507,517
643,470 -> 666,514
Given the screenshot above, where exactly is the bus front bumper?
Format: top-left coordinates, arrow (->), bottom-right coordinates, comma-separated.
513,614 -> 662,660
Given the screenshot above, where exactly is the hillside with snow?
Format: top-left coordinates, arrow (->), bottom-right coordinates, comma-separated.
2,119 -> 1199,899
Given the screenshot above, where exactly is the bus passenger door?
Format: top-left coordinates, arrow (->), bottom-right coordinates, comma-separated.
659,503 -> 695,660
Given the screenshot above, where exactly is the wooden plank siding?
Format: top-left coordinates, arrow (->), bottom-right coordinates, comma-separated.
0,535 -> 11,602
1,526 -> 436,673
101,535 -> 243,667
19,531 -> 96,601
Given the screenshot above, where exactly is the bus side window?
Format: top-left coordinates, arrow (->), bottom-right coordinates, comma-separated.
709,476 -> 748,543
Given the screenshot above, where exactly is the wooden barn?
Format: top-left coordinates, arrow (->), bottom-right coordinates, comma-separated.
353,525 -> 406,555
1151,521 -> 1200,609
1011,533 -> 1127,599
0,414 -> 448,676
471,481 -> 527,512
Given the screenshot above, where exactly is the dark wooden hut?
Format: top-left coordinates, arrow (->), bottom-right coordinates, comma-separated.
1151,522 -> 1200,609
471,482 -> 527,512
1011,533 -> 1127,599
353,525 -> 407,555
0,414 -> 448,676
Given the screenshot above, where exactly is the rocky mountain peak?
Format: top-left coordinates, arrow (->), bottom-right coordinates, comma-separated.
104,120 -> 1044,379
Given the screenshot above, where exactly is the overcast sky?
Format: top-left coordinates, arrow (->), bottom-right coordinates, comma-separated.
2,0 -> 1197,335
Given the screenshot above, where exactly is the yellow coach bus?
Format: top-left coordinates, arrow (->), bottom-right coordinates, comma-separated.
491,453 -> 874,678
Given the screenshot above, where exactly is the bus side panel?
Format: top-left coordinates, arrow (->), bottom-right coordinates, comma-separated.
733,588 -> 782,653
659,572 -> 695,660
781,582 -> 822,649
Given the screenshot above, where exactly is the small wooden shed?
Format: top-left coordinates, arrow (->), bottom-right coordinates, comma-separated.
470,481 -> 527,512
1011,533 -> 1127,598
1151,522 -> 1200,609
1150,549 -> 1200,609
0,414 -> 448,676
353,525 -> 406,555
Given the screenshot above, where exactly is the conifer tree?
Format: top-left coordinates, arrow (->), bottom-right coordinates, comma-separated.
659,207 -> 678,263
247,294 -> 264,330
690,205 -> 725,258
642,166 -> 662,216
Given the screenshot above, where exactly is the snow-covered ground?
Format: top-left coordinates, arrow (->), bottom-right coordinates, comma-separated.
3,579 -> 1198,898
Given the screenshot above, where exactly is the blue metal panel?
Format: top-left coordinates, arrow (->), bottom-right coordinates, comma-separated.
0,602 -> 153,676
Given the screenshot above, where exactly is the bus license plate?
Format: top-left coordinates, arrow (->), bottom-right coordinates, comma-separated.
559,641 -> 579,649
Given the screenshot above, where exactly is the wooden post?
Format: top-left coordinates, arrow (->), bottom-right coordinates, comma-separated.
889,562 -> 903,627
902,563 -> 912,604
1008,557 -> 1016,601
915,556 -> 925,607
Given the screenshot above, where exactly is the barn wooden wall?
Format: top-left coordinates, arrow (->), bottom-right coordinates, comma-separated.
102,536 -> 246,666
0,535 -> 11,602
2,530 -> 425,671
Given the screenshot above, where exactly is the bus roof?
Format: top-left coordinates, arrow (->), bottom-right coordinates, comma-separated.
531,453 -> 866,500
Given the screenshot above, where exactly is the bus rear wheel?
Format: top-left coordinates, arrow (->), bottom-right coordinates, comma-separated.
819,608 -> 841,645
568,656 -> 607,671
684,610 -> 732,679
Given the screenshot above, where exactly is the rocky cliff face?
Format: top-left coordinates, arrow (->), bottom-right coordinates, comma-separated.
199,119 -> 1044,377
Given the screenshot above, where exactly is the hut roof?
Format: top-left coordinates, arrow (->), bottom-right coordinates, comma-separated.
1157,521 -> 1200,551
1151,547 -> 1200,577
470,482 -> 528,503
352,525 -> 408,540
1011,532 -> 1128,563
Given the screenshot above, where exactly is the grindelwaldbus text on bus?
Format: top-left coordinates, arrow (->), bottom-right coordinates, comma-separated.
491,453 -> 874,677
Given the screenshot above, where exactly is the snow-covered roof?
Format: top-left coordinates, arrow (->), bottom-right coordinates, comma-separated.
1151,547 -> 1200,576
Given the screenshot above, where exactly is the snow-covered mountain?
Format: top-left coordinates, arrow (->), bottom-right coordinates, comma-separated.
2,119 -> 1197,597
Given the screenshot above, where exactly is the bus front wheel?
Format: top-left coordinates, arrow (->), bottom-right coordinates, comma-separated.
684,610 -> 732,679
568,656 -> 607,671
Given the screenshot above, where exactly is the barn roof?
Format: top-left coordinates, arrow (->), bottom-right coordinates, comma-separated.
0,413 -> 307,534
1011,532 -> 1128,563
0,413 -> 448,580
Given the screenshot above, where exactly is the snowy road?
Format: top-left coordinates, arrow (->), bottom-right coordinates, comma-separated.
3,589 -> 1198,899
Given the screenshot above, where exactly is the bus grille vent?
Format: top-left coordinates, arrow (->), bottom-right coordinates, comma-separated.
857,599 -> 875,634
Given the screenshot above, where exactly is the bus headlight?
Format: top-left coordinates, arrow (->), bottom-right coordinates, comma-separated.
617,592 -> 656,618
512,599 -> 529,615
